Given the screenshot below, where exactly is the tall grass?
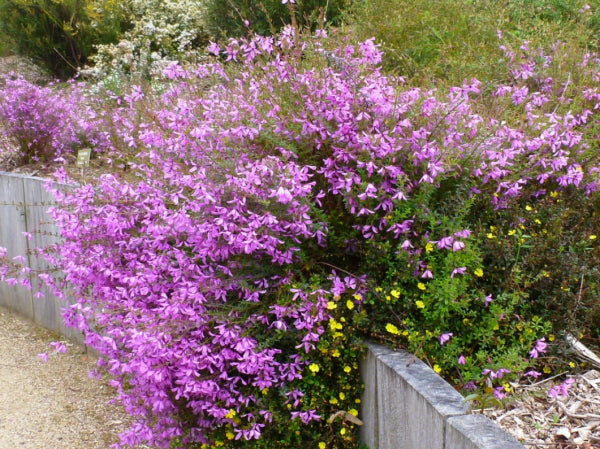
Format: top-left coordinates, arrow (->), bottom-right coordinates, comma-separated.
344,0 -> 600,87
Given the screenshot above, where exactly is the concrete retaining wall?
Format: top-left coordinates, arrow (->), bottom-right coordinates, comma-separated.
360,342 -> 525,449
0,172 -> 82,343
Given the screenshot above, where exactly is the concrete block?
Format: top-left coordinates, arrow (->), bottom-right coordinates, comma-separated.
446,414 -> 524,449
368,342 -> 470,449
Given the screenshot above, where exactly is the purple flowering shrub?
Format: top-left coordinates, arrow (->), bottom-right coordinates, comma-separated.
0,76 -> 110,163
4,28 -> 600,447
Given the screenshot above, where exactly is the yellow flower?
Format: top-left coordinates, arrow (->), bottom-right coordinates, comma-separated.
309,363 -> 320,373
569,361 -> 576,368
353,293 -> 362,301
333,332 -> 344,339
385,323 -> 400,335
474,268 -> 483,277
550,191 -> 558,197
426,242 -> 434,253
385,295 -> 391,301
590,235 -> 597,240
433,364 -> 442,374
417,282 -> 426,291
327,301 -> 337,310
319,443 -> 326,449
534,218 -> 541,225
344,366 -> 351,373
349,408 -> 358,416
332,349 -> 340,357
543,366 -> 552,374
490,226 -> 497,231
225,409 -> 236,419
508,229 -> 516,236
416,300 -> 425,309
526,205 -> 532,211
329,319 -> 343,331
226,431 -> 234,440
340,428 -> 347,436
375,287 -> 383,292
261,388 -> 269,395
329,398 -> 338,405
549,334 -> 555,342
355,398 -> 361,404
339,392 -> 345,400
487,233 -> 495,239
346,300 -> 355,310
493,323 -> 499,330
391,289 -> 401,298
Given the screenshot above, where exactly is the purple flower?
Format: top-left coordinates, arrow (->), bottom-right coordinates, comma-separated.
439,333 -> 453,345
484,294 -> 493,306
458,355 -> 466,365
529,338 -> 547,359
494,386 -> 507,400
437,236 -> 454,249
401,239 -> 414,250
548,378 -> 575,398
451,267 -> 467,278
523,370 -> 542,378
452,240 -> 466,252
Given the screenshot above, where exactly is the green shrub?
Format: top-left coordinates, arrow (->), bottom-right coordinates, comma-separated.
0,0 -> 129,79
204,0 -> 348,39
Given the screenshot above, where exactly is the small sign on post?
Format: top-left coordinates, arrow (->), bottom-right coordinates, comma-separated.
77,148 -> 92,179
76,148 -> 91,167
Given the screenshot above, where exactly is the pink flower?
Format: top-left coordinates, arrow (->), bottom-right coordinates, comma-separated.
439,333 -> 453,345
437,236 -> 454,249
529,338 -> 547,359
451,267 -> 467,278
452,240 -> 466,252
401,239 -> 414,250
548,378 -> 575,398
494,386 -> 507,400
484,294 -> 493,306
523,370 -> 542,378
458,355 -> 466,365
38,353 -> 48,363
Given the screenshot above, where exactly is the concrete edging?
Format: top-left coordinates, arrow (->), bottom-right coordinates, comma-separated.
360,342 -> 524,449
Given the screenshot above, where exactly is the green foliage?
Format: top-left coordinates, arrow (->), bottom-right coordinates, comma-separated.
0,0 -> 128,78
358,179 -> 551,390
204,0 -> 348,39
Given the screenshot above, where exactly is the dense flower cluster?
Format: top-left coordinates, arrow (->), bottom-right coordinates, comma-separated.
0,77 -> 110,162
3,27 -> 600,448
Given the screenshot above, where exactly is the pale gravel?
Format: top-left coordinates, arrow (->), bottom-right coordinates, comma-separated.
0,307 -> 140,449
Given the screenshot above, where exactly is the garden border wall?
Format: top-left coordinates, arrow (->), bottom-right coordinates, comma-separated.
0,172 -> 524,448
0,172 -> 83,343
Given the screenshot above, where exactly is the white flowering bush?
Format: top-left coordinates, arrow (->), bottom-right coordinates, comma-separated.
82,0 -> 209,82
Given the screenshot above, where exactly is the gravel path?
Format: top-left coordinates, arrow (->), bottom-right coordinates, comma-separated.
0,307 -> 136,449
